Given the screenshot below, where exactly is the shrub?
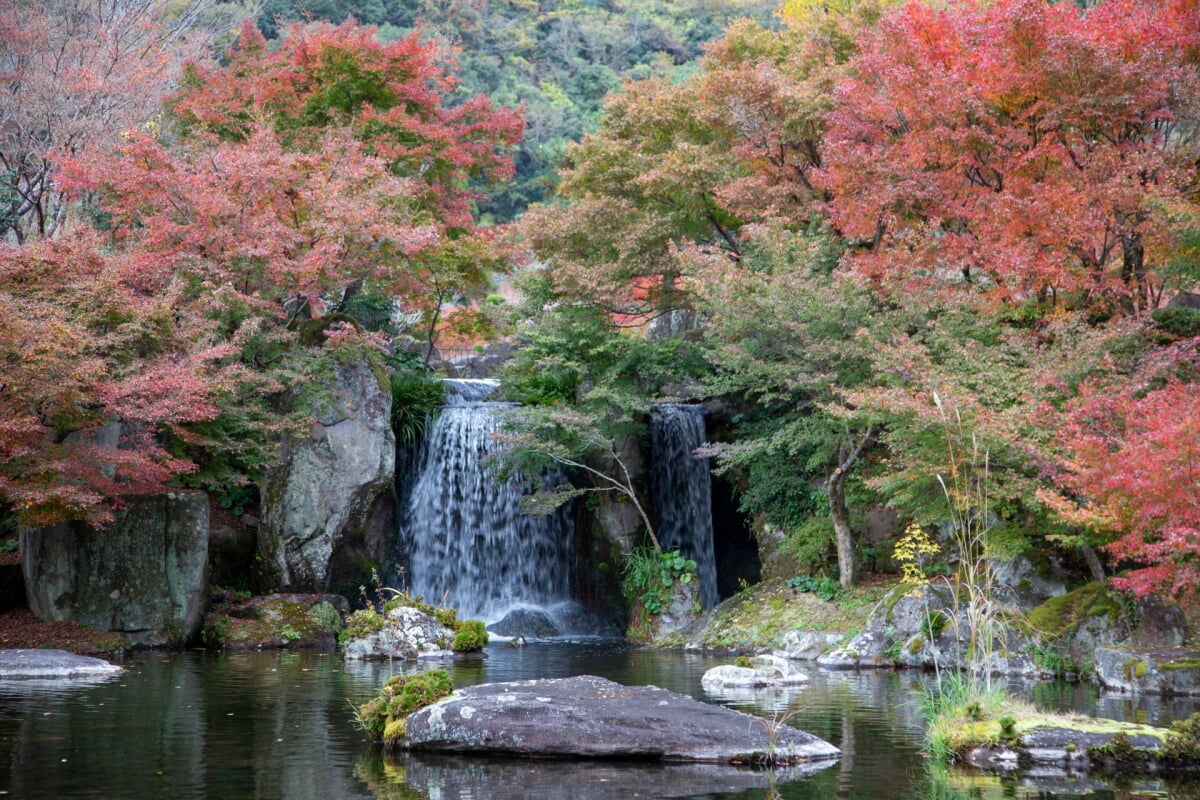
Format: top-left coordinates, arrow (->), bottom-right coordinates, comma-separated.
339,607 -> 384,644
308,601 -> 344,634
1152,306 -> 1200,339
1162,712 -> 1200,762
390,368 -> 446,446
622,547 -> 697,615
451,620 -> 489,652
787,574 -> 842,601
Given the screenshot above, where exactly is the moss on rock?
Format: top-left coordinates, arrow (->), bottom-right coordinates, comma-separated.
356,669 -> 453,745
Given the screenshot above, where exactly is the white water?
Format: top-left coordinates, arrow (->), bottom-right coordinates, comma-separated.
399,388 -> 576,624
649,404 -> 718,608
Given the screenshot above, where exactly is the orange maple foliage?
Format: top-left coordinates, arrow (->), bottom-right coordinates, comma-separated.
824,0 -> 1200,306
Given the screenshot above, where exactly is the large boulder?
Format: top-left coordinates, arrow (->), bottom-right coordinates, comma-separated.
258,356 -> 395,592
401,675 -> 841,765
487,607 -> 562,638
21,492 -> 209,646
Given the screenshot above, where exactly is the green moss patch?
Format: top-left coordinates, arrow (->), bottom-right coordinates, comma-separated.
356,670 -> 453,746
1027,582 -> 1122,638
671,576 -> 892,650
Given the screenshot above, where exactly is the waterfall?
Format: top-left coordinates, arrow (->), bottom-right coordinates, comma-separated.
649,404 -> 718,608
398,380 -> 577,627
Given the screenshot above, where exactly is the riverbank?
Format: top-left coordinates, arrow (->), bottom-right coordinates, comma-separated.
0,608 -> 128,658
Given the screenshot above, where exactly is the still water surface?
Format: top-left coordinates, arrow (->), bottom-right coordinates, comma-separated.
2,641 -> 1200,799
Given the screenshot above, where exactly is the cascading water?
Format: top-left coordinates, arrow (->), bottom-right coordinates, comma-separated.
649,404 -> 718,608
398,379 -> 578,628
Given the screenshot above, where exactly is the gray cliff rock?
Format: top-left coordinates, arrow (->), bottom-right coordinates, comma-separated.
259,356 -> 394,592
21,492 -> 208,646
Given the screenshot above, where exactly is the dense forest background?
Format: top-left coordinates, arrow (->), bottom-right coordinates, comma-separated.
256,0 -> 779,219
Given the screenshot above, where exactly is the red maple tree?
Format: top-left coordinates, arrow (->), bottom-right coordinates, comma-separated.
824,0 -> 1200,306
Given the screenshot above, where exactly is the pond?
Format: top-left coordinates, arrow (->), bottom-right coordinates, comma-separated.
2,641 -> 1200,799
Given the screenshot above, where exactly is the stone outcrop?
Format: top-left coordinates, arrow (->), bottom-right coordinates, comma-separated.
991,553 -> 1067,611
21,492 -> 209,646
0,649 -> 123,680
775,630 -> 847,660
258,356 -> 395,593
816,584 -> 1046,677
1094,647 -> 1200,696
628,575 -> 702,643
341,605 -> 455,661
400,675 -> 841,765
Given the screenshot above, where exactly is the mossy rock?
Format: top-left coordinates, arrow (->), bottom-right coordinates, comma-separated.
356,669 -> 453,744
201,593 -> 347,650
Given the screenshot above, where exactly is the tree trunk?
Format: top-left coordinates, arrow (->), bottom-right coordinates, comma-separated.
1120,230 -> 1146,310
824,425 -> 877,590
1081,544 -> 1106,583
829,471 -> 855,589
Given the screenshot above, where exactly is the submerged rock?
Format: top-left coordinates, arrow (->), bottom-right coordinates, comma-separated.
701,655 -> 809,689
400,675 -> 841,765
0,649 -> 122,680
390,754 -> 834,799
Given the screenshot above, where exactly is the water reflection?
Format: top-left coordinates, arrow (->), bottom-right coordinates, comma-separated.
360,751 -> 836,800
4,644 -> 1200,800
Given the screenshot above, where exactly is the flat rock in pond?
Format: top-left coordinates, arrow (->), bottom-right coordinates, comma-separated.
0,649 -> 122,680
401,675 -> 841,765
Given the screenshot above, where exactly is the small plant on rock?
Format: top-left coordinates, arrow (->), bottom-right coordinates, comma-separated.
1162,712 -> 1200,763
308,601 -> 344,634
623,547 -> 697,615
451,620 -> 489,652
339,607 -> 385,645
